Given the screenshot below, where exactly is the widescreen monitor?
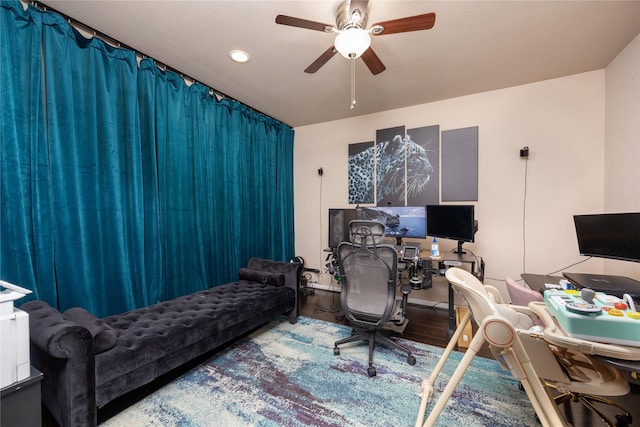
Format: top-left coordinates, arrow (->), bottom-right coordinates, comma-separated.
426,204 -> 476,253
573,213 -> 640,263
356,206 -> 427,244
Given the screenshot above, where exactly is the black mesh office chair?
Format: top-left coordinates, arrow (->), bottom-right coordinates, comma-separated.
333,220 -> 417,377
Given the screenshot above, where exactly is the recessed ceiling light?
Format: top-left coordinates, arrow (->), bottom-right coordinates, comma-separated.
229,49 -> 250,63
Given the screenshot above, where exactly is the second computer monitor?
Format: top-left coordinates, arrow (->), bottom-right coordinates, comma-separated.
426,204 -> 476,253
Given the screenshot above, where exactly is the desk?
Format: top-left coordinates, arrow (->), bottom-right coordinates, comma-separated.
440,252 -> 477,271
521,273 -> 563,293
403,251 -> 479,340
436,252 -> 477,339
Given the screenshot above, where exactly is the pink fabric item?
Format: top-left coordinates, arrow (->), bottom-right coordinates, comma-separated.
505,276 -> 543,306
505,276 -> 544,326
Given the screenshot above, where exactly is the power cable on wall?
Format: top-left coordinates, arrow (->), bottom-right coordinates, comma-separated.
318,168 -> 324,283
314,167 -> 341,314
522,151 -> 529,273
546,257 -> 592,276
487,150 -> 529,284
516,147 -> 591,281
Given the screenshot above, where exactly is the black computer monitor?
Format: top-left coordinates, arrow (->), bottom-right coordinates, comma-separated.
573,212 -> 640,263
356,206 -> 426,246
426,204 -> 476,253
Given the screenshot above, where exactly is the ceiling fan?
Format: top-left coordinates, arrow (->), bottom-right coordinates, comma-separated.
275,0 -> 436,75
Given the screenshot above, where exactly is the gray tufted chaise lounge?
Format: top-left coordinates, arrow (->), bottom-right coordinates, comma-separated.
20,257 -> 301,427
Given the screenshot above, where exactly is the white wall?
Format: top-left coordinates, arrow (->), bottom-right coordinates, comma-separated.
293,70 -> 607,301
604,33 -> 640,278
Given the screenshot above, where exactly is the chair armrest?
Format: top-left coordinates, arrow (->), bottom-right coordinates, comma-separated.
246,257 -> 302,323
484,285 -> 503,303
22,300 -> 94,358
20,300 -> 97,426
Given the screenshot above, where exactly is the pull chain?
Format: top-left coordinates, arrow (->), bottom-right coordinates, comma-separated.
350,55 -> 356,109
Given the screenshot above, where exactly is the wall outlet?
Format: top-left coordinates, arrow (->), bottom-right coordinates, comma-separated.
520,146 -> 529,158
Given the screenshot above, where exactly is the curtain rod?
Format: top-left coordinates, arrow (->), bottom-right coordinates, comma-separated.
28,0 -> 282,124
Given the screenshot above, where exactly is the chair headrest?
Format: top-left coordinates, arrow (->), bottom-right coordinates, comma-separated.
348,220 -> 386,246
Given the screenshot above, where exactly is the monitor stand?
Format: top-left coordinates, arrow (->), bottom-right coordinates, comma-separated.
453,240 -> 466,254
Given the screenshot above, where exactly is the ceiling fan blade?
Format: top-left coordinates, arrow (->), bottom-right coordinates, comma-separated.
304,46 -> 338,73
275,15 -> 333,32
361,47 -> 386,75
371,13 -> 436,35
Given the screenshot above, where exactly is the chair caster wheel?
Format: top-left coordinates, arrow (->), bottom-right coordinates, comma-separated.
367,367 -> 376,377
333,347 -> 340,356
407,355 -> 417,365
615,414 -> 632,427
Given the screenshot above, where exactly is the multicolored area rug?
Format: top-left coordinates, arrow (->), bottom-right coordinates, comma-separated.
100,316 -> 537,426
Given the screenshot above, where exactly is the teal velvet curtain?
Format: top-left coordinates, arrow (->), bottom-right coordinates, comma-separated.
0,1 -> 295,316
138,61 -> 212,301
0,2 -> 54,302
138,60 -> 295,302
38,10 -> 149,316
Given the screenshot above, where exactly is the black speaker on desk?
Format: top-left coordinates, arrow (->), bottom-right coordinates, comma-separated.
477,257 -> 485,282
328,208 -> 357,248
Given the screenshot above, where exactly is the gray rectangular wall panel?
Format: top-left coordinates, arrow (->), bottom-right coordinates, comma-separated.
441,126 -> 478,201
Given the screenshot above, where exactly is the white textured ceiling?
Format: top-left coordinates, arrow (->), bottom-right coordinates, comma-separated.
38,1 -> 640,128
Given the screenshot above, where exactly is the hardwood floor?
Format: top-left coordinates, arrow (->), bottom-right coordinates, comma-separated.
299,286 -> 492,356
301,288 -> 640,427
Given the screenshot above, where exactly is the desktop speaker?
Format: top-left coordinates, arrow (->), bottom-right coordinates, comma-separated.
328,208 -> 356,248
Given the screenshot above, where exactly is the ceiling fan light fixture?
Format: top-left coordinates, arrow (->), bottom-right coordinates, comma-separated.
334,28 -> 370,59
